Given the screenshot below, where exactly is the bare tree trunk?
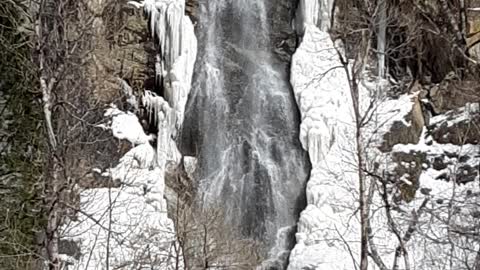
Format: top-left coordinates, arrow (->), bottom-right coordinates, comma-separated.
460,0 -> 467,40
337,46 -> 369,270
353,35 -> 369,270
45,165 -> 60,270
36,1 -> 62,268
367,180 -> 388,270
357,128 -> 369,270
377,0 -> 387,79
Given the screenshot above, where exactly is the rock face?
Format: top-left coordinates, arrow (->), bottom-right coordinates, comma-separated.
85,1 -> 153,103
181,0 -> 310,267
59,0 -> 197,268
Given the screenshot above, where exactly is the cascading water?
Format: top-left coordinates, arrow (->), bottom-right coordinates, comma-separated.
181,0 -> 310,267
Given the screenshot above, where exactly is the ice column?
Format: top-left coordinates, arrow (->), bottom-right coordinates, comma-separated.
288,1 -> 360,269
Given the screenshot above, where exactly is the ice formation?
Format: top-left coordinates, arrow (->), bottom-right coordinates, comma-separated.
133,0 -> 197,164
59,0 -> 196,268
296,0 -> 334,34
142,91 -> 181,164
288,21 -> 360,269
130,0 -> 197,130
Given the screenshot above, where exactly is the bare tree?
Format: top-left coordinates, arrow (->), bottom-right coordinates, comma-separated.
32,0 -> 102,268
173,201 -> 261,270
333,3 -> 377,269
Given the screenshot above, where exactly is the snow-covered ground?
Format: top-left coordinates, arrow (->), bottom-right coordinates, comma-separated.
60,104 -> 179,269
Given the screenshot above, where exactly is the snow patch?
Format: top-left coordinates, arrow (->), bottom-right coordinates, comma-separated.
104,105 -> 154,145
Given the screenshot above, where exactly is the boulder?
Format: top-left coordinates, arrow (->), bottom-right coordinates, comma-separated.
379,95 -> 425,152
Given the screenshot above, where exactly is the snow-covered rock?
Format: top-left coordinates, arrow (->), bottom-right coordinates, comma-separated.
61,106 -> 177,269
105,106 -> 155,145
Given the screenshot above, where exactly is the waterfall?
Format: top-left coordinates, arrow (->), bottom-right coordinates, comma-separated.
181,0 -> 310,267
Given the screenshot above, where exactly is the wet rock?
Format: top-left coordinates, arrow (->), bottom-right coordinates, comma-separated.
420,187 -> 432,195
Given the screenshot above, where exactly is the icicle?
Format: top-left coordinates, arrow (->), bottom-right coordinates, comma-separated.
143,90 -> 170,128
155,53 -> 163,89
297,0 -> 334,33
130,0 -> 197,133
142,90 -> 181,164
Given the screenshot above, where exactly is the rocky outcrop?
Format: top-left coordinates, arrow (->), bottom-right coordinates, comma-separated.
185,0 -> 197,22
391,102 -> 480,201
57,1 -> 154,195
380,81 -> 480,202
467,8 -> 480,60
379,94 -> 425,152
86,1 -> 153,103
